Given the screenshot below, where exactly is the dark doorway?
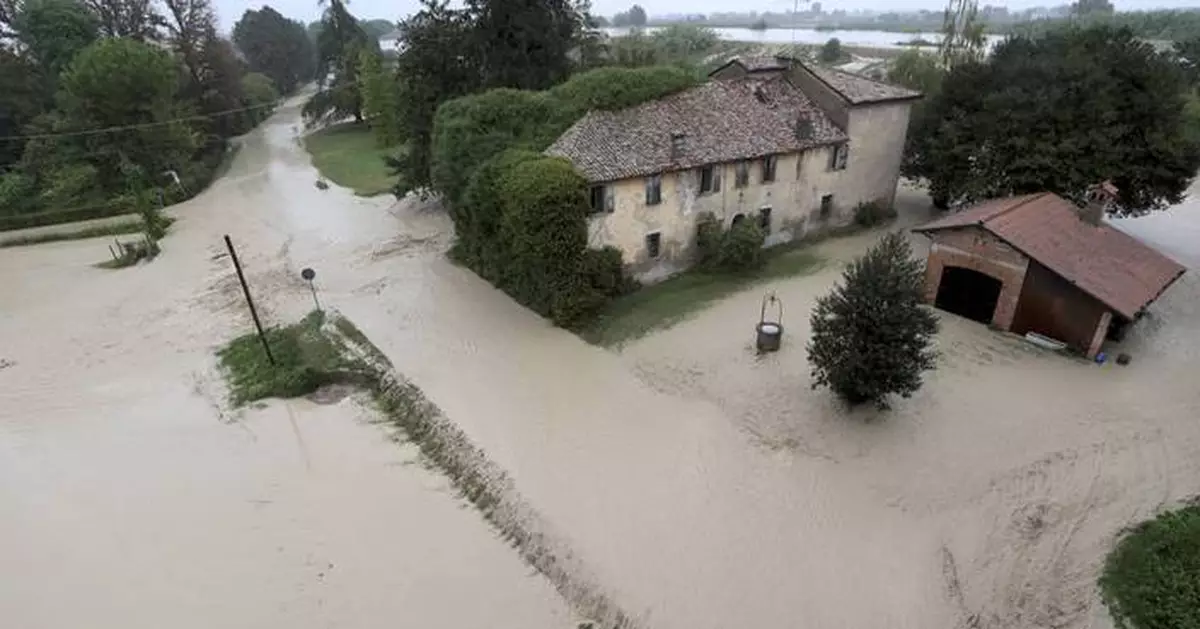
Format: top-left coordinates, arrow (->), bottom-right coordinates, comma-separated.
934,266 -> 1002,324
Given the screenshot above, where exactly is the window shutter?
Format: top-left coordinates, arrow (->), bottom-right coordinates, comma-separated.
713,166 -> 722,192
604,188 -> 615,212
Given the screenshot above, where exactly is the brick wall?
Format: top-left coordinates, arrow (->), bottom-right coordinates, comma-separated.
1011,261 -> 1112,357
922,227 -> 1030,329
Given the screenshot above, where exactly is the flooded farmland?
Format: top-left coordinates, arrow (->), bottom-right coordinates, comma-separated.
3,94 -> 1199,629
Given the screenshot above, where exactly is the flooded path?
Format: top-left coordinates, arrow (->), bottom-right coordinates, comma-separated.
0,96 -> 569,629
4,89 -> 1200,629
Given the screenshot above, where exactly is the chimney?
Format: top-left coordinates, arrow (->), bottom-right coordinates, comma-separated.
670,132 -> 686,162
1081,181 -> 1118,226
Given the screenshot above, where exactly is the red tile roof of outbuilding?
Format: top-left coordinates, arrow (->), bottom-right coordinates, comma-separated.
914,193 -> 1186,320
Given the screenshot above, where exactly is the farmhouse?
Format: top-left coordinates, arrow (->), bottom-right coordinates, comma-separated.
914,187 -> 1186,358
545,55 -> 919,282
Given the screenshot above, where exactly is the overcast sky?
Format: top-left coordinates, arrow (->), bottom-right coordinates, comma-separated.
215,0 -> 1200,32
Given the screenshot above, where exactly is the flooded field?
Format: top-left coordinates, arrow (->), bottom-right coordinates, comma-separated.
3,92 -> 1199,629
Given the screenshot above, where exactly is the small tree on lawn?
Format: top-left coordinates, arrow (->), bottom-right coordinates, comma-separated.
807,232 -> 938,409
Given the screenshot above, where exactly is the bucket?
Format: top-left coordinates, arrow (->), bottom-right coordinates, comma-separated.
756,321 -> 783,352
755,292 -> 784,353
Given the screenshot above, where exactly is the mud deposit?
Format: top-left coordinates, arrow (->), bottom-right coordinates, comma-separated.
3,89 -> 1199,629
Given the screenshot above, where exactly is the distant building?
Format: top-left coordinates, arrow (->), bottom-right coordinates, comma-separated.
914,187 -> 1185,358
545,55 -> 919,282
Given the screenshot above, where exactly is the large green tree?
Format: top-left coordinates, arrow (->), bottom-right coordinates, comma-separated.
468,0 -> 587,90
84,0 -> 163,40
164,0 -> 250,139
808,232 -> 938,410
388,0 -> 478,193
13,0 -> 98,78
232,6 -> 316,95
303,0 -> 372,123
52,37 -> 197,192
907,26 -> 1200,214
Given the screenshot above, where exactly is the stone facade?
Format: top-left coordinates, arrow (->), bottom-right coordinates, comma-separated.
588,99 -> 913,283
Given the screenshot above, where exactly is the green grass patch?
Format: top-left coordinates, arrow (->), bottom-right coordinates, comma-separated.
580,246 -> 825,347
217,311 -> 374,405
1100,503 -> 1200,629
304,122 -> 401,196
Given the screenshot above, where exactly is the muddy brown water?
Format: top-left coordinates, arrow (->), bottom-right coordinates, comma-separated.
3,91 -> 1200,629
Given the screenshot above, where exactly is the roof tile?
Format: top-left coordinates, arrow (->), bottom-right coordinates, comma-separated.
545,77 -> 846,183
915,193 -> 1185,319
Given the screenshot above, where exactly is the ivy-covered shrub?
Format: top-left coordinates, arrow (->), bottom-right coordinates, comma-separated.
693,213 -> 765,273
492,156 -> 608,328
429,65 -> 701,329
694,212 -> 724,270
718,220 -> 766,272
853,200 -> 897,227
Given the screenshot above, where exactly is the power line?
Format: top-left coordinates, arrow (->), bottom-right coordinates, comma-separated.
0,79 -> 366,143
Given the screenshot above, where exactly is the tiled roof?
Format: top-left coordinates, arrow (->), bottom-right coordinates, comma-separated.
726,55 -> 790,72
914,193 -> 1186,320
805,64 -> 922,105
545,77 -> 847,183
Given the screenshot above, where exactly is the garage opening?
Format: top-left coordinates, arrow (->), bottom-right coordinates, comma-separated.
934,266 -> 1002,324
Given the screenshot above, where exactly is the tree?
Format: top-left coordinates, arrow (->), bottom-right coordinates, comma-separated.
907,26 -> 1200,214
1073,0 -> 1113,16
358,47 -> 401,145
54,38 -> 197,192
359,18 -> 393,39
13,0 -> 99,78
0,50 -> 48,170
233,6 -> 316,95
627,4 -> 646,25
304,0 -> 372,124
819,37 -> 842,63
240,72 -> 279,124
650,23 -> 718,64
807,232 -> 938,409
939,0 -> 984,68
467,0 -> 587,90
388,0 -> 479,194
84,0 -> 163,40
163,0 -> 250,138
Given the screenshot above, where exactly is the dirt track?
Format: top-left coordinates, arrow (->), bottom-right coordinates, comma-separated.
2,93 -> 1199,629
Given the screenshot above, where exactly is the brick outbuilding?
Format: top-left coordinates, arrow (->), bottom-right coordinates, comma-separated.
913,190 -> 1185,358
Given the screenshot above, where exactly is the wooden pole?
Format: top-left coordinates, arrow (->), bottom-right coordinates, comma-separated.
223,235 -> 274,365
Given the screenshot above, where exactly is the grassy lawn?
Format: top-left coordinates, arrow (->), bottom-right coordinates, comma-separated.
1100,503 -> 1200,629
217,311 -> 375,405
580,246 -> 825,348
304,122 -> 400,197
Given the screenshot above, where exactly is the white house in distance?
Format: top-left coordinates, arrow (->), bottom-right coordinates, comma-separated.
545,55 -> 920,282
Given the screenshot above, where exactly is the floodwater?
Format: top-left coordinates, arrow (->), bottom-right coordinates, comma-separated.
603,26 -> 1005,49
3,88 -> 1200,629
0,95 -> 570,629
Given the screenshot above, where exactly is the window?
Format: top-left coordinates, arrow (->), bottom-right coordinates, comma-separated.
645,232 -> 662,259
645,175 -> 662,205
820,194 -> 834,218
731,213 -> 746,227
761,155 -> 778,182
829,144 -> 849,171
759,207 -> 772,233
699,165 -> 721,194
589,185 -> 612,213
735,161 -> 749,188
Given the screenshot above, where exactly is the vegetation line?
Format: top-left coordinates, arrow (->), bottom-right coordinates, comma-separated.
217,312 -> 643,628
